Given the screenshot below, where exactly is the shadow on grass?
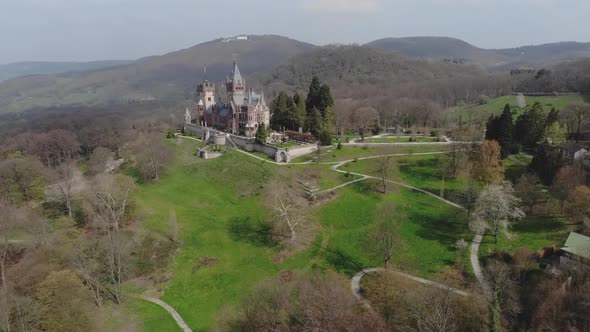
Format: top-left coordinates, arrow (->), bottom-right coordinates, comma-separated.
323,247 -> 365,276
227,217 -> 277,247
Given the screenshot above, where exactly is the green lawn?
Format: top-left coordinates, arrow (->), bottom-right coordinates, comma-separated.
446,95 -> 587,125
317,180 -> 468,277
479,215 -> 580,256
341,153 -> 467,203
130,137 -> 471,330
291,145 -> 448,163
363,136 -> 439,143
127,298 -> 181,332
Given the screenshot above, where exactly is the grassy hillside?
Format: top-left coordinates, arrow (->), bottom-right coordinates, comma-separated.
445,94 -> 587,125
0,35 -> 314,114
131,138 -> 467,330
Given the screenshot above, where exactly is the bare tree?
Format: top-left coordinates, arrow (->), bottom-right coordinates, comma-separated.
456,179 -> 479,223
354,107 -> 379,141
267,180 -> 307,243
84,174 -> 135,304
473,181 -> 525,244
368,201 -> 401,268
0,156 -> 46,203
376,155 -> 396,193
73,241 -> 104,307
563,103 -> 589,142
485,260 -> 521,331
128,133 -> 173,181
551,163 -> 585,213
52,161 -> 77,218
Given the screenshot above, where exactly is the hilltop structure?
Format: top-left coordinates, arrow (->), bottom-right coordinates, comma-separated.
194,62 -> 270,137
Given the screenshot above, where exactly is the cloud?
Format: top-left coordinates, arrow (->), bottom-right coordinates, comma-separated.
302,0 -> 381,13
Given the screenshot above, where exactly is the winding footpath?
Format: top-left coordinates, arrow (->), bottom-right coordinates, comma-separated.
130,295 -> 192,332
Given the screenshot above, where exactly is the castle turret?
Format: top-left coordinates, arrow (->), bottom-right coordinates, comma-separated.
197,80 -> 216,113
227,61 -> 245,101
184,107 -> 191,124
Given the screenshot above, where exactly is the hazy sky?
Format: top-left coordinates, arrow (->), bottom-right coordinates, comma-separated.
1,0 -> 589,63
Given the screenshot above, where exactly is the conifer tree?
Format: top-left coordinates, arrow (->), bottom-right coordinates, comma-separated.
497,105 -> 514,158
255,124 -> 268,144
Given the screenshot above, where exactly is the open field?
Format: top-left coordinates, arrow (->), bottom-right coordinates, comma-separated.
130,137 -> 470,330
479,215 -> 581,256
446,95 -> 588,125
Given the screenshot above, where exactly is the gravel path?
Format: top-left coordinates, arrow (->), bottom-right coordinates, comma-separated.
131,295 -> 192,332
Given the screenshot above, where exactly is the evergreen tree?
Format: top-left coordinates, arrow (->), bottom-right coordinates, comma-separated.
485,113 -> 500,141
497,105 -> 514,159
292,92 -> 307,130
514,103 -> 546,148
270,92 -> 289,130
318,84 -> 334,115
255,124 -> 268,144
306,107 -> 323,137
305,76 -> 322,113
530,144 -> 564,185
323,106 -> 335,134
545,107 -> 560,127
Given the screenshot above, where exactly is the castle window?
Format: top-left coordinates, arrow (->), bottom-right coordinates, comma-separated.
208,97 -> 211,101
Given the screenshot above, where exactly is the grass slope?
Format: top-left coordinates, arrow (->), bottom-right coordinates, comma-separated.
132,138 -> 470,330
447,95 -> 586,125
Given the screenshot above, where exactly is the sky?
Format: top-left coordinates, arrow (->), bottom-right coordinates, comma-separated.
1,0 -> 589,64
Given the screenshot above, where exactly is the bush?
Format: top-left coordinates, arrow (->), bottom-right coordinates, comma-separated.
318,129 -> 332,146
337,142 -> 342,150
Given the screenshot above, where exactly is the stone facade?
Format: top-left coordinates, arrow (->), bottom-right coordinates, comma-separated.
194,62 -> 270,137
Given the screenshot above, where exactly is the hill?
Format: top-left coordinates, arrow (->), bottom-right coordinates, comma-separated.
365,36 -> 507,66
0,60 -> 134,82
366,37 -> 590,69
0,35 -> 314,114
255,44 -> 487,93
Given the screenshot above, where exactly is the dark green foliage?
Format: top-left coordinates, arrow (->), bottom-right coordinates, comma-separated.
318,129 -> 332,146
545,107 -> 560,127
530,145 -> 564,185
255,124 -> 268,144
306,107 -> 323,137
337,142 -> 343,150
305,76 -> 322,112
270,91 -> 290,130
514,103 -> 546,148
485,105 -> 513,158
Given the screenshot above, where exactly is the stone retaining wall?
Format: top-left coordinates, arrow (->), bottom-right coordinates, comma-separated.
184,124 -> 317,163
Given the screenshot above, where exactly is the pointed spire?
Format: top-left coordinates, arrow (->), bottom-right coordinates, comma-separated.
260,89 -> 266,106
232,61 -> 243,85
185,107 -> 190,117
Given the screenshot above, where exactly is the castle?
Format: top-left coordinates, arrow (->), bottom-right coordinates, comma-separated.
188,62 -> 270,137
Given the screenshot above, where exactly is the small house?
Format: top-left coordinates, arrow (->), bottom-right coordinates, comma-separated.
559,232 -> 590,267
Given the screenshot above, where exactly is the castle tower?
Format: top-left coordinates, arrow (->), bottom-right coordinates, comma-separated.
226,61 -> 245,102
197,80 -> 216,112
184,107 -> 191,124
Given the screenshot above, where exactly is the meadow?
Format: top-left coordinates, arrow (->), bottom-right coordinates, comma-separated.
129,137 -> 468,330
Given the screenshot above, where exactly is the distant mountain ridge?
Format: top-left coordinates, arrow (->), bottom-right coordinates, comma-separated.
365,37 -> 590,68
0,60 -> 134,82
0,35 -> 314,114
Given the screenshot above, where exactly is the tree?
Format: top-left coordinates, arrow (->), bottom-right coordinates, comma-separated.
514,174 -> 544,213
542,121 -> 567,146
551,164 -> 585,213
497,105 -> 514,158
266,179 -> 307,243
270,91 -> 290,130
291,92 -> 307,131
34,270 -> 92,332
530,145 -> 564,185
354,107 -> 379,141
47,161 -> 79,218
513,104 -> 546,148
129,133 -> 174,181
473,181 -> 525,244
456,180 -> 479,222
568,186 -> 590,222
563,102 -> 589,142
0,155 -> 46,203
255,124 -> 268,144
87,146 -> 113,175
84,174 -> 135,304
305,107 -> 323,137
375,155 -> 396,193
305,76 -> 322,112
485,260 -> 521,332
368,202 -> 401,268
471,140 -> 504,184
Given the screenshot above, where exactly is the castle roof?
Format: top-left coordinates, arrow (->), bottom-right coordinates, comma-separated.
185,107 -> 190,117
232,61 -> 243,85
197,99 -> 204,106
